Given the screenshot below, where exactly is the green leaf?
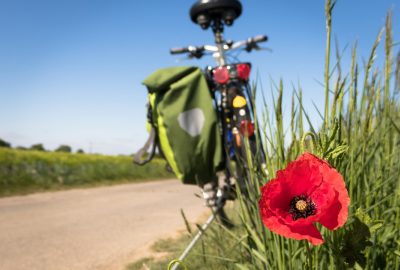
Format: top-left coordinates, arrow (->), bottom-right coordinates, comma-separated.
340,217 -> 371,267
354,262 -> 364,270
369,223 -> 384,234
235,263 -> 251,270
355,208 -> 384,234
340,208 -> 385,267
251,248 -> 268,264
330,144 -> 349,159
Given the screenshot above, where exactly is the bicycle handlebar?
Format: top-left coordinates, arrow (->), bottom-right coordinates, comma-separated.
170,47 -> 190,54
170,35 -> 268,56
250,35 -> 268,43
170,46 -> 206,59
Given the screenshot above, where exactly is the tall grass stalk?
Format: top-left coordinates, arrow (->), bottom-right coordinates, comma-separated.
323,0 -> 336,130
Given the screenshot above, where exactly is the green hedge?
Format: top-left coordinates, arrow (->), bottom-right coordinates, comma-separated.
0,148 -> 172,196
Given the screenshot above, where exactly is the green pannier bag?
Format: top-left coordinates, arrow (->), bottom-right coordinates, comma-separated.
134,66 -> 223,186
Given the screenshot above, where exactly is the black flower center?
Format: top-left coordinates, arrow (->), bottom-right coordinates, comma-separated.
289,195 -> 316,220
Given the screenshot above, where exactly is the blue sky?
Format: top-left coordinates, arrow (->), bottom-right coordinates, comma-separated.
0,0 -> 399,155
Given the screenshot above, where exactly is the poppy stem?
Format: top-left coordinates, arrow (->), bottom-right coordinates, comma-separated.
300,132 -> 318,153
305,241 -> 313,270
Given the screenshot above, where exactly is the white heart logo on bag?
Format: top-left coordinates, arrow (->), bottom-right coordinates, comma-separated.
177,108 -> 205,137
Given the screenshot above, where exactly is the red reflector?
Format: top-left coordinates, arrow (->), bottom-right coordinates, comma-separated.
239,120 -> 255,137
236,64 -> 251,80
213,66 -> 229,84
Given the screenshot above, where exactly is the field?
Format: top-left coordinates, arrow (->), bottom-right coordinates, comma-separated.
0,148 -> 172,197
135,2 -> 400,269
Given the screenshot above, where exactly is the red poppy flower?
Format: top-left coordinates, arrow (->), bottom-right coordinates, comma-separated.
258,152 -> 350,245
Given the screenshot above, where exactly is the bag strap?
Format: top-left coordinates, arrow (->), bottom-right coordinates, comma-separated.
133,103 -> 157,165
133,127 -> 157,165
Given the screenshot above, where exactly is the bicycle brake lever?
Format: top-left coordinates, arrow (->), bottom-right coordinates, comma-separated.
175,55 -> 194,63
255,47 -> 273,52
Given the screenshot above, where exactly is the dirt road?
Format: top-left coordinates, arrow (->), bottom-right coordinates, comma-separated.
0,180 -> 206,270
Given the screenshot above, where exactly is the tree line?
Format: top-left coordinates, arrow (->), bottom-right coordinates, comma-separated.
0,138 -> 85,153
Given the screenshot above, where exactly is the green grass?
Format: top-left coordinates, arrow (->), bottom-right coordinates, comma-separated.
135,1 -> 400,269
127,206 -> 247,270
0,148 -> 173,197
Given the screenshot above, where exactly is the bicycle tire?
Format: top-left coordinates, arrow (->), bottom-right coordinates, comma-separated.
213,82 -> 265,227
230,83 -> 264,185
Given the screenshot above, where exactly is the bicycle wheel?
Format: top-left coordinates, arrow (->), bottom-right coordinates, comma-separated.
228,83 -> 266,196
210,83 -> 265,227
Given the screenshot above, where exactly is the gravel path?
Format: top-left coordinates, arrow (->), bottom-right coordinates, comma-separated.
0,180 -> 206,270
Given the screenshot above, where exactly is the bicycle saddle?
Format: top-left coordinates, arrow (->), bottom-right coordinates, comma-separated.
190,0 -> 242,29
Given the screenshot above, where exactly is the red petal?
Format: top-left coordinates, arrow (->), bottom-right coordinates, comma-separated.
260,208 -> 324,245
298,152 -> 331,168
279,156 -> 323,198
260,178 -> 292,221
318,168 -> 350,229
297,152 -> 350,229
310,181 -> 336,216
290,224 -> 324,246
260,175 -> 319,225
319,193 -> 342,229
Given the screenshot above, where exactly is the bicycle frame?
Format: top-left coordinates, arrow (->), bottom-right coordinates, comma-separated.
211,22 -> 227,66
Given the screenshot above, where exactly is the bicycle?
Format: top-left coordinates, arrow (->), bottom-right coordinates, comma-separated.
170,0 -> 268,226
